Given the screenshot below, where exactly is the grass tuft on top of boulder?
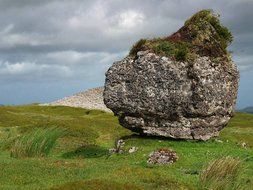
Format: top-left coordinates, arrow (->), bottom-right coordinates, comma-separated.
129,9 -> 233,61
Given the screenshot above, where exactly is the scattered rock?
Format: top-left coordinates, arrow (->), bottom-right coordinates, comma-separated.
241,142 -> 247,148
128,147 -> 138,153
108,148 -> 118,154
109,139 -> 125,154
236,142 -> 247,149
147,148 -> 178,165
104,10 -> 239,140
215,139 -> 223,143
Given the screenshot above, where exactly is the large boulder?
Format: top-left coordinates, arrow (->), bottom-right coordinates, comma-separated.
103,10 -> 239,140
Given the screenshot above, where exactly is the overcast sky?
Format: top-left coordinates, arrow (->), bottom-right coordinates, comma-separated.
0,0 -> 252,108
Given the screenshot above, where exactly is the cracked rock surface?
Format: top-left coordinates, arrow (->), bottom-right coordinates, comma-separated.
103,51 -> 239,140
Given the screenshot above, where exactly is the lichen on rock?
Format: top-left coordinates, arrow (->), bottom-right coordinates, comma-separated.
147,148 -> 178,165
103,10 -> 239,140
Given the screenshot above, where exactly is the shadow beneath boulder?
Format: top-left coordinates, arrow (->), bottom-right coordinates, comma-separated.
62,144 -> 108,158
119,133 -> 194,142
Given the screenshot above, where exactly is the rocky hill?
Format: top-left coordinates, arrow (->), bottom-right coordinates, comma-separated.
48,87 -> 111,112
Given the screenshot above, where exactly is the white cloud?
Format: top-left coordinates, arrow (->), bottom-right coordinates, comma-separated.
0,29 -> 53,48
0,24 -> 14,35
118,10 -> 145,29
46,50 -> 126,65
47,51 -> 93,63
0,61 -> 72,76
67,1 -> 107,29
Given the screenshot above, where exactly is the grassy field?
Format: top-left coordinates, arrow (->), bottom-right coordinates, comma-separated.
0,105 -> 252,190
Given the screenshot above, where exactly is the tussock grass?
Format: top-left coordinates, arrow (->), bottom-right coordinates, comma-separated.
199,157 -> 242,190
10,127 -> 65,158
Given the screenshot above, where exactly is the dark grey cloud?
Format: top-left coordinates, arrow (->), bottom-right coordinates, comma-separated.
0,0 -> 252,107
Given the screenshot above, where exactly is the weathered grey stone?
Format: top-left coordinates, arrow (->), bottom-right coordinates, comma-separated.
147,148 -> 178,165
103,51 -> 239,140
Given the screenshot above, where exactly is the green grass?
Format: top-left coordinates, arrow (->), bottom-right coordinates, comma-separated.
199,157 -> 242,190
0,105 -> 252,189
129,38 -> 192,61
10,127 -> 65,158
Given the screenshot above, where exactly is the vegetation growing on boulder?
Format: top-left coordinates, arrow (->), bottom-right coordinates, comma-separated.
129,9 -> 233,61
129,39 -> 147,57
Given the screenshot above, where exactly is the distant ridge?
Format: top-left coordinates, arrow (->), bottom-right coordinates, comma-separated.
240,106 -> 253,114
47,87 -> 111,112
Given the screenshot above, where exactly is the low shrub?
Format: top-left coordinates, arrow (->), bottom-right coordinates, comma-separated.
129,39 -> 147,57
10,127 -> 65,158
129,38 -> 191,61
152,40 -> 190,61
